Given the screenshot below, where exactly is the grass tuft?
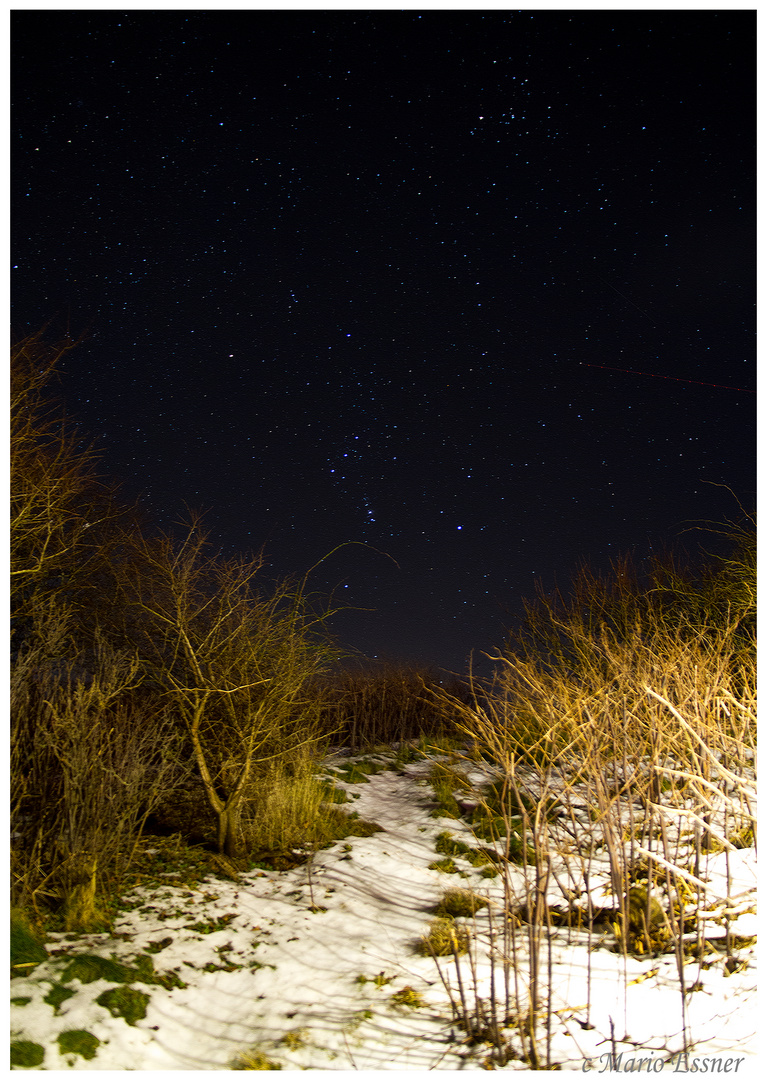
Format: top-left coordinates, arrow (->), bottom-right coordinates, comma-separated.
241,762 -> 383,859
427,762 -> 470,818
390,985 -> 425,1008
232,1049 -> 283,1070
433,888 -> 487,919
280,1029 -> 307,1050
417,917 -> 471,957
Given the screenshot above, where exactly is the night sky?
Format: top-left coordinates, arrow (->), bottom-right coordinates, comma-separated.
11,8 -> 756,675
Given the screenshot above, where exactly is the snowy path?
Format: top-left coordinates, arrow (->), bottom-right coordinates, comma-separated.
10,753 -> 759,1071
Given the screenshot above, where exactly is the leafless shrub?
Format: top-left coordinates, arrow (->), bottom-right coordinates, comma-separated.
426,530 -> 755,1066
11,609 -> 184,929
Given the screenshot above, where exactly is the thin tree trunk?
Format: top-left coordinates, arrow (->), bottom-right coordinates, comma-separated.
217,802 -> 243,859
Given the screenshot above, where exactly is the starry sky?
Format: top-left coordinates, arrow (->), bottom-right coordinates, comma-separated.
11,8 -> 756,675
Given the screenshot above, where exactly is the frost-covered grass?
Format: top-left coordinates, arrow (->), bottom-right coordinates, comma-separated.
9,745 -> 757,1071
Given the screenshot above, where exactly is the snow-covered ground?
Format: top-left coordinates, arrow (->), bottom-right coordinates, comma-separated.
10,749 -> 758,1071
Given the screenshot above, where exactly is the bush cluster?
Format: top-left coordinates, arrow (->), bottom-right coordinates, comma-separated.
10,333 -> 350,929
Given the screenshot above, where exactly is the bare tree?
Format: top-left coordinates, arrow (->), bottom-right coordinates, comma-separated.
10,330 -> 131,649
12,333 -> 95,612
121,515 -> 336,858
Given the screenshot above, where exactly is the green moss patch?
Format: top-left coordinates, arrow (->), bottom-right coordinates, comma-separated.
280,1029 -> 306,1050
479,864 -> 501,879
60,953 -> 137,985
319,780 -> 351,803
57,1029 -> 101,1061
469,813 -> 534,862
393,743 -> 422,768
10,1040 -> 45,1067
57,949 -> 184,991
434,830 -> 471,857
185,912 -> 237,933
44,983 -> 77,1013
339,811 -> 384,838
428,799 -> 461,819
469,812 -> 510,841
428,857 -> 461,874
123,833 -> 237,891
96,985 -> 150,1025
465,845 -> 500,867
330,758 -> 387,784
145,936 -> 174,954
